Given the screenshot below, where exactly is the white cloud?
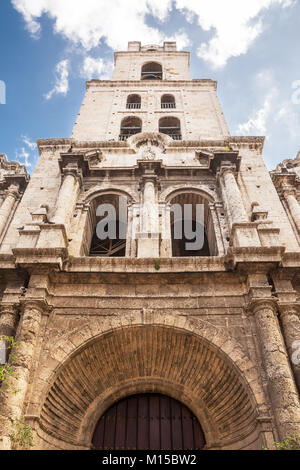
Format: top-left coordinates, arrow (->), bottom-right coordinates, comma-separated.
21,135 -> 37,150
11,0 -> 295,69
81,57 -> 113,80
15,135 -> 39,168
175,0 -> 295,68
11,0 -> 183,51
15,147 -> 31,168
236,88 -> 277,135
45,59 -> 69,100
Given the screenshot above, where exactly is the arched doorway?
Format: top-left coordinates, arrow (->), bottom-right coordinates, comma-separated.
85,193 -> 128,257
39,325 -> 261,450
169,192 -> 218,257
92,393 -> 206,450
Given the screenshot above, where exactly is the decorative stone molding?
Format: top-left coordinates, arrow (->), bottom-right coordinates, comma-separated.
0,154 -> 30,194
210,150 -> 241,175
19,298 -> 53,317
13,247 -> 68,271
226,246 -> 285,269
247,298 -> 278,316
36,137 -> 265,153
128,132 -> 170,153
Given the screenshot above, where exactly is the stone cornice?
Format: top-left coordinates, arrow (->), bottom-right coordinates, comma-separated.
0,155 -> 30,193
12,247 -> 68,272
86,79 -> 217,90
0,154 -> 28,176
114,50 -> 190,56
281,252 -> 300,267
2,248 -> 300,274
270,172 -> 299,194
37,136 -> 265,154
226,246 -> 285,271
66,256 -> 228,273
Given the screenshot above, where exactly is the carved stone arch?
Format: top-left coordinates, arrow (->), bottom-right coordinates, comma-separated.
158,116 -> 181,140
160,186 -> 220,256
128,131 -> 172,153
141,61 -> 163,80
83,185 -> 138,205
35,314 -> 265,450
82,187 -> 136,257
160,185 -> 216,204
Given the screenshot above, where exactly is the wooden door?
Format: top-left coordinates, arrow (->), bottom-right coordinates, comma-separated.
92,393 -> 206,450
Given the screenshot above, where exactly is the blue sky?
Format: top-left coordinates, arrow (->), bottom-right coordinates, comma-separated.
0,0 -> 300,173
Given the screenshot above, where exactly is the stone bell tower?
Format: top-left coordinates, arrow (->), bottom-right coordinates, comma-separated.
0,42 -> 300,451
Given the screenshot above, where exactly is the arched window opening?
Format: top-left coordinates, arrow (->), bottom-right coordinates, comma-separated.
169,192 -> 218,257
119,117 -> 142,141
126,94 -> 141,109
161,94 -> 176,109
88,194 -> 127,257
159,117 -> 181,140
92,393 -> 206,450
141,62 -> 162,80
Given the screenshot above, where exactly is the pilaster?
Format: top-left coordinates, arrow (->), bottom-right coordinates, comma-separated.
247,274 -> 300,439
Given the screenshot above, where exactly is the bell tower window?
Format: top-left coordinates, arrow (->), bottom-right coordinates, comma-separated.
120,117 -> 142,141
161,95 -> 176,109
141,62 -> 162,80
159,117 -> 181,140
127,94 -> 141,109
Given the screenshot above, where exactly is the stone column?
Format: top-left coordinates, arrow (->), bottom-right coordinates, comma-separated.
279,306 -> 300,393
160,203 -> 172,257
284,191 -> 300,234
130,204 -> 139,258
251,300 -> 300,439
125,203 -> 133,258
0,301 -> 46,450
0,305 -> 19,367
142,178 -> 159,234
137,175 -> 160,258
0,184 -> 20,238
52,165 -> 82,227
220,166 -> 248,227
0,305 -> 19,338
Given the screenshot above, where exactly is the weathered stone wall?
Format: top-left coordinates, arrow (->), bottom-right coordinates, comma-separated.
71,81 -> 229,142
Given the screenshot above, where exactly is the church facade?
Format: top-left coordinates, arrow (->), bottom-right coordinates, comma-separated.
0,41 -> 300,450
